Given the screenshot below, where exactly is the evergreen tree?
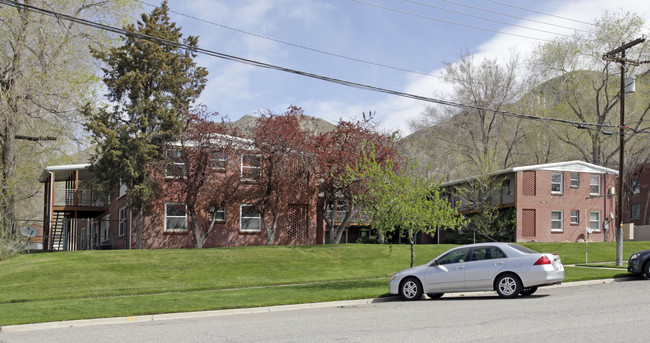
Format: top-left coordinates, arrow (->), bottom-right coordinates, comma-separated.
84,1 -> 208,248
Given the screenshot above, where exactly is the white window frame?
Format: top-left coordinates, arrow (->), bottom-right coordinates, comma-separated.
118,206 -> 127,237
551,210 -> 563,232
212,150 -> 227,171
209,203 -> 226,222
590,174 -> 601,195
589,211 -> 601,232
570,210 -> 579,224
165,202 -> 188,232
570,173 -> 580,188
240,204 -> 261,232
165,149 -> 186,178
551,173 -> 563,194
241,154 -> 262,181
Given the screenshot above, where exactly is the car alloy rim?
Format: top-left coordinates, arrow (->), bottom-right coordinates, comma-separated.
499,277 -> 516,295
403,281 -> 418,299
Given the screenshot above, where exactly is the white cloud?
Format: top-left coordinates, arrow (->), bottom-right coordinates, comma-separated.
310,0 -> 650,136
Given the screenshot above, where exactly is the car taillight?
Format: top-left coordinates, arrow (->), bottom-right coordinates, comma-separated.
534,256 -> 551,265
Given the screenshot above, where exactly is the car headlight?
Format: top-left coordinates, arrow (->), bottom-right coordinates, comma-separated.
630,253 -> 641,260
391,274 -> 399,281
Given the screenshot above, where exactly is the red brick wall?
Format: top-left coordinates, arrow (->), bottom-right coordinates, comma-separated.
515,170 -> 616,242
109,174 -> 323,249
625,165 -> 650,227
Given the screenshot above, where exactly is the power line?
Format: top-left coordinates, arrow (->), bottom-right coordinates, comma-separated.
404,0 -> 575,37
348,0 -> 551,42
486,0 -> 594,26
439,0 -> 589,33
139,1 -> 532,90
0,0 -> 628,134
136,0 -> 439,79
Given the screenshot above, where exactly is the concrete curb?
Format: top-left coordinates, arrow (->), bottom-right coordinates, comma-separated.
0,277 -> 632,333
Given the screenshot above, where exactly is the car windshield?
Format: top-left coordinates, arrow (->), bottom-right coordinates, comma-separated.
508,243 -> 538,254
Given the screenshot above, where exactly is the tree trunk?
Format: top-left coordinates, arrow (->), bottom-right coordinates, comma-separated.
326,201 -> 356,244
190,209 -> 203,248
410,234 -> 415,268
262,212 -> 278,245
1,117 -> 17,231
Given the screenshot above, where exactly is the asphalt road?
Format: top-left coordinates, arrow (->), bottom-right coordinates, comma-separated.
2,278 -> 650,343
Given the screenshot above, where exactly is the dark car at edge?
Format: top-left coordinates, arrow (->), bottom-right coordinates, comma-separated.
628,249 -> 650,277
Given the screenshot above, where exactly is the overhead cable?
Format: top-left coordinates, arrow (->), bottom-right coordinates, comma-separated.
486,0 -> 594,26
404,0 -> 574,37
137,0 -> 439,79
439,0 -> 589,33
0,0 -> 626,134
349,0 -> 551,42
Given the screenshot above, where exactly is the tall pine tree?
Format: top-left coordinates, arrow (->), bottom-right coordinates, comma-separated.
85,1 -> 208,248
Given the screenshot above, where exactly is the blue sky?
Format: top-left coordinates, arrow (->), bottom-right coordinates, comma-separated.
143,0 -> 649,135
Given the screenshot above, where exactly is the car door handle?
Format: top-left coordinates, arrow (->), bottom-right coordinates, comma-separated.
456,266 -> 465,270
494,262 -> 504,266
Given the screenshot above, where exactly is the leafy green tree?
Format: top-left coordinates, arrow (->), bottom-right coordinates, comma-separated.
0,0 -> 137,232
529,10 -> 650,167
84,1 -> 208,248
349,146 -> 466,267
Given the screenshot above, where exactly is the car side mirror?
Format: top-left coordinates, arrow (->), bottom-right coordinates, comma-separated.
431,260 -> 439,267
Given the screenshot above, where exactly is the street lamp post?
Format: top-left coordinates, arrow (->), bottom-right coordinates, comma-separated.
602,37 -> 646,266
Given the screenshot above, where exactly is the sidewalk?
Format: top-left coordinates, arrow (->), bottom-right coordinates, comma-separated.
0,277 -> 631,333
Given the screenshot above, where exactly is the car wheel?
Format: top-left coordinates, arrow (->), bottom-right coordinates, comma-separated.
495,273 -> 522,298
520,286 -> 538,296
426,293 -> 444,299
644,261 -> 650,279
400,277 -> 423,301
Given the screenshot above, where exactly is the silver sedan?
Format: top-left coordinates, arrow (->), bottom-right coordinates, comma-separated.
389,242 -> 564,300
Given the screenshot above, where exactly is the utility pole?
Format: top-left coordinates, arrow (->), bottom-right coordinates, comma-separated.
602,37 -> 646,266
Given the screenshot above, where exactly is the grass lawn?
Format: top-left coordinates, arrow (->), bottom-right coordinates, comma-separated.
1,242 -> 648,326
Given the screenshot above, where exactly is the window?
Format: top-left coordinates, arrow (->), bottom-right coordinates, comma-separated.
469,246 -> 506,261
436,247 -> 470,265
100,214 -> 110,242
209,203 -> 226,222
241,154 -> 262,181
631,204 -> 641,219
632,179 -> 641,194
570,173 -> 580,188
590,175 -> 601,195
551,173 -> 563,194
118,207 -> 127,236
240,204 -> 261,232
589,211 -> 601,232
165,203 -> 188,232
212,150 -> 227,171
166,149 -> 186,178
551,210 -> 563,232
570,210 -> 579,224
502,176 -> 514,204
91,219 -> 100,247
